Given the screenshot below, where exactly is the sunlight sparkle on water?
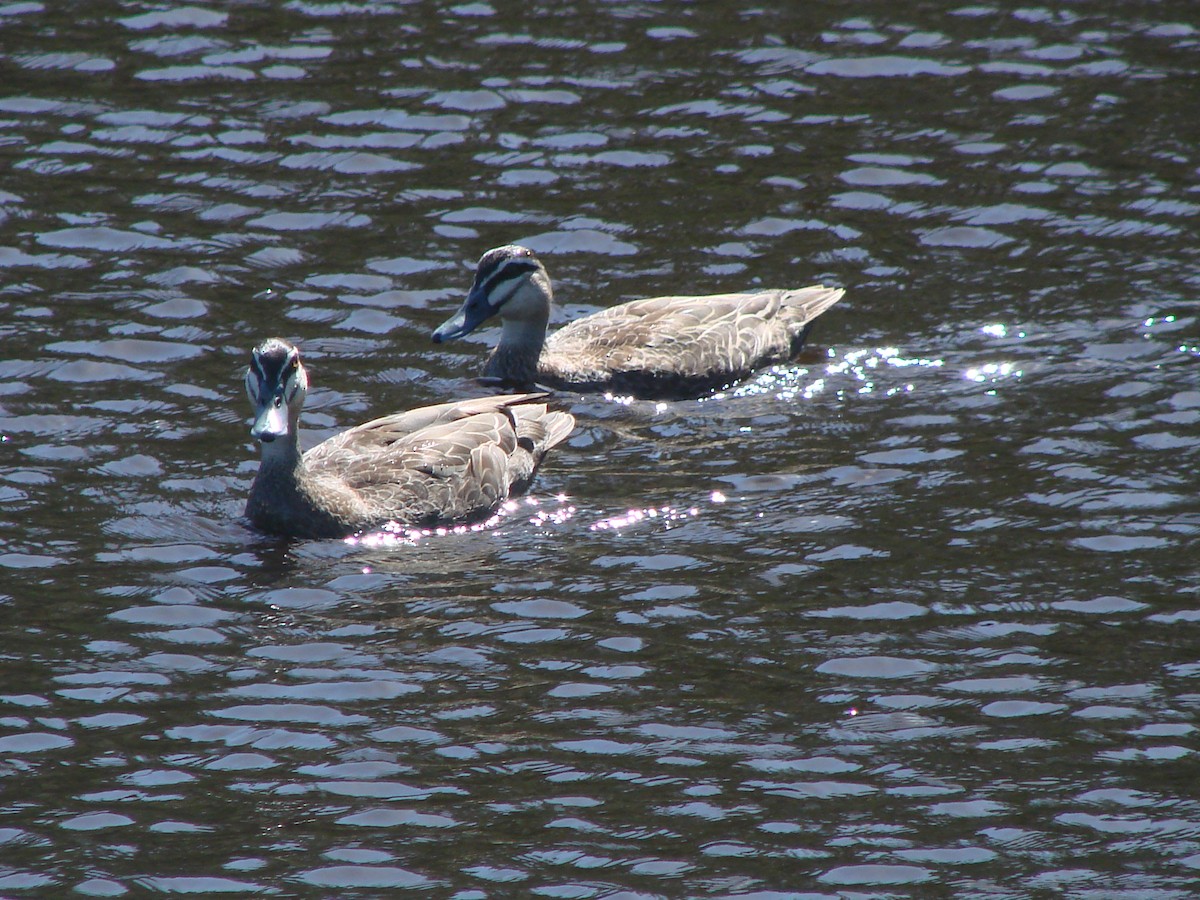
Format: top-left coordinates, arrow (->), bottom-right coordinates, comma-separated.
982,323 -> 1027,339
729,364 -> 828,401
347,497 -> 574,549
528,502 -> 577,527
965,361 -> 1022,384
824,347 -> 942,396
603,392 -> 637,406
590,504 -> 700,532
692,346 -> 944,400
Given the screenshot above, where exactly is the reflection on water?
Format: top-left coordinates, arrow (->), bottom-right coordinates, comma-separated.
2,0 -> 1199,896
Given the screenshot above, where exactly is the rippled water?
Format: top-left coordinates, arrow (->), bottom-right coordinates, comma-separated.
2,2 -> 1199,896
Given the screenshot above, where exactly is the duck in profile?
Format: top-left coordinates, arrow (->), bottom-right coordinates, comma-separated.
432,244 -> 845,400
244,337 -> 575,539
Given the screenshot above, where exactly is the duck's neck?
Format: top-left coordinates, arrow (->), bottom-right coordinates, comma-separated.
262,426 -> 303,466
485,313 -> 549,386
250,429 -> 305,504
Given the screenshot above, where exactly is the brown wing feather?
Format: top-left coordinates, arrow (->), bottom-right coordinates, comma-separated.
302,393 -> 573,526
542,287 -> 842,396
305,394 -> 547,464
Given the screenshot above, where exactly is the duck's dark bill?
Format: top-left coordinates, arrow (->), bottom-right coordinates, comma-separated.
431,311 -> 470,343
251,402 -> 288,442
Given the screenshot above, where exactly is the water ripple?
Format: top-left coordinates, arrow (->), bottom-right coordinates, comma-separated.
0,2 -> 1196,896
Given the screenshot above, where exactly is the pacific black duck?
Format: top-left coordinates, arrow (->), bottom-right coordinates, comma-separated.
244,337 -> 575,539
432,244 -> 845,399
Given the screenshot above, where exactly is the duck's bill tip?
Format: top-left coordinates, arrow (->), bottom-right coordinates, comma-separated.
432,314 -> 470,344
250,404 -> 288,443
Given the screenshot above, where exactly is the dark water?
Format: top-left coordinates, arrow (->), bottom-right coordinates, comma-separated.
2,2 -> 1199,896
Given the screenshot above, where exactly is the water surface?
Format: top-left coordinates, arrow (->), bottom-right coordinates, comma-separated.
1,2 -> 1198,896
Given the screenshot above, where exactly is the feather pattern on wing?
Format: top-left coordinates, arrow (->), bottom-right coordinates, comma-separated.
536,288 -> 843,397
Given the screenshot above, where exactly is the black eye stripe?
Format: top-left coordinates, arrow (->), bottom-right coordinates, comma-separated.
474,258 -> 502,283
474,246 -> 537,284
477,259 -> 538,292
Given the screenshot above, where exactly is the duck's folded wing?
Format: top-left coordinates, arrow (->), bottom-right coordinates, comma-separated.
547,292 -> 790,380
309,410 -> 522,524
305,393 -> 550,464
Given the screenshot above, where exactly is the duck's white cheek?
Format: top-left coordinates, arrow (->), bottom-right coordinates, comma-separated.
488,281 -> 521,309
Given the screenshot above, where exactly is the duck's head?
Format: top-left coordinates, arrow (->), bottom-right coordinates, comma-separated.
245,337 -> 308,444
432,244 -> 552,343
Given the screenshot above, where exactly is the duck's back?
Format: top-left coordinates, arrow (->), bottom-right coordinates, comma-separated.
540,286 -> 843,399
299,395 -> 573,531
